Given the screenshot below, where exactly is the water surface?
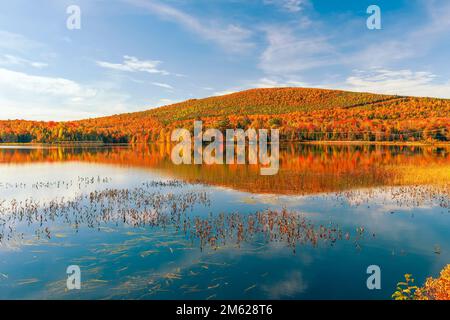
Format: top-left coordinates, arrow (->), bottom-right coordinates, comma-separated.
0,144 -> 449,299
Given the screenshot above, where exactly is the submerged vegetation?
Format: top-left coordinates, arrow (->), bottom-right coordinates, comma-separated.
0,179 -> 367,252
1,88 -> 449,144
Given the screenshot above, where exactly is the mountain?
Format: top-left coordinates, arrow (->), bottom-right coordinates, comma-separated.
1,87 -> 449,143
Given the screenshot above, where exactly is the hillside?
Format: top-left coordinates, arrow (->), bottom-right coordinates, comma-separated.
140,88 -> 400,123
1,87 -> 449,143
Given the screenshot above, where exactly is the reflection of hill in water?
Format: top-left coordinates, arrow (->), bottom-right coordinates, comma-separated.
1,144 -> 449,195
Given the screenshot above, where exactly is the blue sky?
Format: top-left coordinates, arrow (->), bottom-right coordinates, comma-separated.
1,0 -> 450,120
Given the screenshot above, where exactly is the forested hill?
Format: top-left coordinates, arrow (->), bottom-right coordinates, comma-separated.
1,87 -> 449,143
140,88 -> 400,123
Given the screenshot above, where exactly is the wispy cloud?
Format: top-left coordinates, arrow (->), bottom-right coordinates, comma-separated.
416,0 -> 450,38
264,0 -> 310,13
259,26 -> 335,75
151,82 -> 173,89
0,30 -> 43,52
154,98 -> 181,107
344,68 -> 450,98
344,1 -> 450,68
258,0 -> 450,77
0,54 -> 48,69
124,0 -> 253,53
213,89 -> 238,96
213,77 -> 309,96
348,12 -> 448,67
250,77 -> 309,89
96,55 -> 169,75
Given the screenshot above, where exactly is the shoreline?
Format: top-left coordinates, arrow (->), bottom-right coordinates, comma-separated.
1,141 -> 449,147
0,142 -> 130,148
298,140 -> 450,147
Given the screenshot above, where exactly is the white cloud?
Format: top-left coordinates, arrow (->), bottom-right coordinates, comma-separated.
0,68 -> 96,97
283,0 -> 307,12
96,55 -> 169,75
213,89 -> 237,96
250,77 -> 308,88
0,54 -> 48,69
264,0 -> 309,13
125,0 -> 253,53
154,98 -> 180,107
344,68 -> 450,98
213,77 -> 309,96
151,82 -> 173,89
0,68 -> 134,120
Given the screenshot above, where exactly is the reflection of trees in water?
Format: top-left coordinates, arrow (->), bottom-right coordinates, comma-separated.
1,144 -> 449,195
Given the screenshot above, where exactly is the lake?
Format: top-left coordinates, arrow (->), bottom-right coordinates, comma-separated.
0,144 -> 449,299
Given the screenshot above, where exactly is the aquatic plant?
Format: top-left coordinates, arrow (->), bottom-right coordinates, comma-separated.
0,178 -> 365,252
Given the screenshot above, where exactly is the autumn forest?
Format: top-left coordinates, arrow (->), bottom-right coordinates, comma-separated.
1,88 -> 449,144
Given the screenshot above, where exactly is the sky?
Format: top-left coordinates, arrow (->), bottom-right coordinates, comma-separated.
1,0 -> 450,120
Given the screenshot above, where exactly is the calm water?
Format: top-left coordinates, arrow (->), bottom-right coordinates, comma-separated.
0,144 -> 449,300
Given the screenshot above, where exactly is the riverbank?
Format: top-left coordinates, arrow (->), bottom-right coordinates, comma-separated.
0,142 -> 129,147
1,141 -> 449,147
298,140 -> 450,147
